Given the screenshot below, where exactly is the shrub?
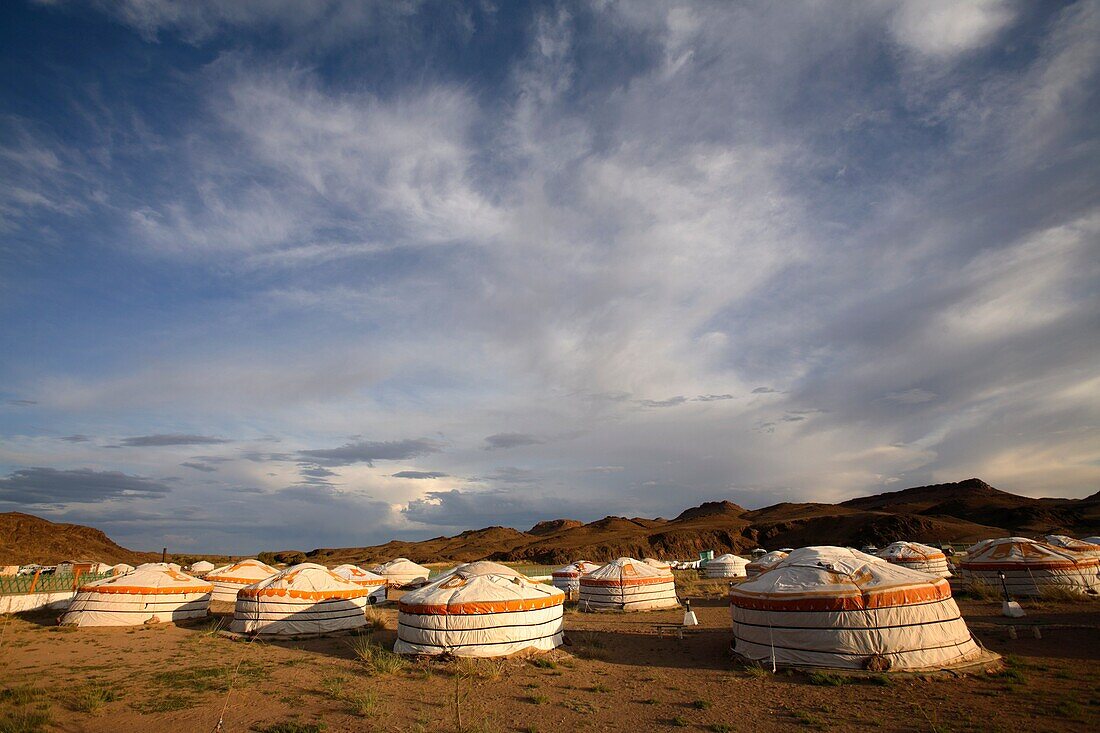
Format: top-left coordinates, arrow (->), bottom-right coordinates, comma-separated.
808,672 -> 846,687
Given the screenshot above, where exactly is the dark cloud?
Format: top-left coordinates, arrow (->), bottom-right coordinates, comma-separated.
6,399 -> 37,406
693,394 -> 735,402
180,461 -> 218,473
300,465 -> 337,478
60,434 -> 90,442
484,466 -> 538,484
240,451 -> 294,462
0,467 -> 172,505
637,396 -> 688,408
392,470 -> 449,479
119,433 -> 231,447
751,387 -> 779,394
483,433 -> 544,450
299,438 -> 443,466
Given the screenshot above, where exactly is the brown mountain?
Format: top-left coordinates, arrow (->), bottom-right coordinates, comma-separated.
4,479 -> 1097,567
0,512 -> 158,566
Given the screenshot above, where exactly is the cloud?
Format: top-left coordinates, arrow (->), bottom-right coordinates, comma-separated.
0,467 -> 172,505
180,461 -> 218,473
638,396 -> 688,408
885,388 -> 938,405
5,399 -> 37,406
693,394 -> 735,402
119,434 -> 230,447
482,433 -> 544,451
299,438 -> 443,467
60,435 -> 90,443
401,488 -> 594,530
751,387 -> 779,394
888,0 -> 1016,59
392,470 -> 449,480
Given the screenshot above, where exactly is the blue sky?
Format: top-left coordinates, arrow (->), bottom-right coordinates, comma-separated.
1,0 -> 1097,554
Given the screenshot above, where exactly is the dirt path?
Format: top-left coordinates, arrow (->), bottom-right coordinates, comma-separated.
1,597 -> 1097,732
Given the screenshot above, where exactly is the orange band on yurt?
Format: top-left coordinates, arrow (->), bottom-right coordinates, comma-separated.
580,576 -> 673,587
960,560 -> 1097,571
729,581 -> 952,612
399,595 -> 564,615
79,584 -> 212,595
237,587 -> 371,600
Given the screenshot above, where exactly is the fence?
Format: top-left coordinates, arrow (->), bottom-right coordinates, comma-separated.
0,571 -> 112,596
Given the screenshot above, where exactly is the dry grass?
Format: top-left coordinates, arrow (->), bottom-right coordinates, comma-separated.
349,638 -> 407,675
449,657 -> 506,681
672,571 -> 733,599
67,684 -> 119,714
362,609 -> 387,632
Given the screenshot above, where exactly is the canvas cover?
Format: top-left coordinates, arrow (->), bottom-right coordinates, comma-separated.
206,559 -> 279,602
332,564 -> 388,604
877,542 -> 952,577
551,560 -> 600,593
958,537 -> 1100,596
1084,537 -> 1100,546
60,563 -> 212,627
579,557 -> 679,611
190,560 -> 216,574
395,563 -> 564,657
729,547 -> 982,671
369,558 -> 430,586
705,554 -> 750,578
643,558 -> 673,573
109,563 -> 135,576
745,551 -> 788,578
230,563 -> 370,635
1043,535 -> 1100,559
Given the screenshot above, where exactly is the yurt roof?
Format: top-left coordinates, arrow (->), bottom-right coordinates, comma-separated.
585,557 -> 671,584
709,554 -> 749,566
239,563 -> 371,600
553,560 -> 599,576
332,564 -> 386,584
79,563 -> 211,594
372,558 -> 429,574
206,559 -> 278,583
399,565 -> 563,614
878,542 -> 946,561
190,560 -> 216,571
1044,535 -> 1100,553
730,546 -> 949,611
960,537 -> 1095,569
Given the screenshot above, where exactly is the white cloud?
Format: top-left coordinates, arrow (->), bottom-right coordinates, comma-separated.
888,0 -> 1016,59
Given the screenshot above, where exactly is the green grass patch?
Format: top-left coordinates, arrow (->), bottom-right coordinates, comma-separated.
151,661 -> 268,693
0,709 -> 52,733
251,723 -> 327,733
529,657 -> 556,669
691,700 -> 712,710
349,638 -> 407,676
68,683 -> 119,714
670,717 -> 689,727
807,671 -> 846,687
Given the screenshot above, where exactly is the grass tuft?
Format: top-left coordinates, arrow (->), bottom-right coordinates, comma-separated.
349,639 -> 407,676
0,710 -> 52,733
251,723 -> 327,733
807,672 -> 846,687
691,700 -> 712,710
68,683 -> 119,714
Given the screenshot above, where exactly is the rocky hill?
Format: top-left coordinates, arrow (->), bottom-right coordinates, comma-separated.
0,512 -> 158,566
4,479 -> 1097,566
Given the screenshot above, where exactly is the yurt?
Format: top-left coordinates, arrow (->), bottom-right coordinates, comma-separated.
90,562 -> 113,575
578,557 -> 679,611
729,547 -> 984,671
877,542 -> 952,578
206,559 -> 279,602
1084,537 -> 1100,546
957,537 -> 1100,596
189,560 -> 216,575
643,558 -> 673,573
745,551 -> 788,578
369,558 -> 430,587
229,563 -> 371,636
395,562 -> 565,657
551,560 -> 600,594
1043,535 -> 1100,559
60,563 -> 212,627
108,563 -> 135,576
332,564 -> 388,604
704,554 -> 750,579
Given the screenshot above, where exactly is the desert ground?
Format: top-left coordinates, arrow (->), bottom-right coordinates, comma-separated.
1,579 -> 1098,733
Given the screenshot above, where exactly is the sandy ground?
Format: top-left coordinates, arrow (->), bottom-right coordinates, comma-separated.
1,593 -> 1098,733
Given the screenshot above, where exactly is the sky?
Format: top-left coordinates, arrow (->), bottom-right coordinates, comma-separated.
1,0 -> 1098,555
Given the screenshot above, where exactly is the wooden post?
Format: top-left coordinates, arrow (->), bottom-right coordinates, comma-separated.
162,547 -> 167,563
28,569 -> 41,594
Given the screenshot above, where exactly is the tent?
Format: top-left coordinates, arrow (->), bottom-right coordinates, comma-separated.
551,560 -> 600,594
643,558 -> 673,573
729,547 -> 984,671
229,563 -> 371,636
332,564 -> 388,604
1084,537 -> 1100,546
189,560 -> 216,574
745,551 -> 788,578
60,563 -> 212,627
1043,535 -> 1100,559
578,557 -> 679,611
395,562 -> 565,657
108,563 -> 135,576
90,562 -> 113,575
206,559 -> 279,602
704,554 -> 749,579
957,537 -> 1100,596
369,558 -> 430,587
877,542 -> 952,578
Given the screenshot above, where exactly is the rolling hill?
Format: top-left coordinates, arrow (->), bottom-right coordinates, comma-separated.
2,478 -> 1097,566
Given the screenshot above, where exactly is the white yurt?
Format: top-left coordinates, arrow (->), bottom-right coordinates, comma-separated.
108,563 -> 135,576
90,562 -> 113,575
578,557 -> 679,611
369,558 -> 430,587
1043,535 -> 1100,559
332,564 -> 388,604
551,560 -> 600,594
189,560 -> 216,575
206,559 -> 279,602
395,562 -> 565,657
877,542 -> 952,577
745,551 -> 789,578
229,563 -> 371,636
729,547 -> 984,671
60,563 -> 212,627
643,558 -> 673,573
1084,537 -> 1100,546
704,554 -> 750,579
957,537 -> 1100,596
